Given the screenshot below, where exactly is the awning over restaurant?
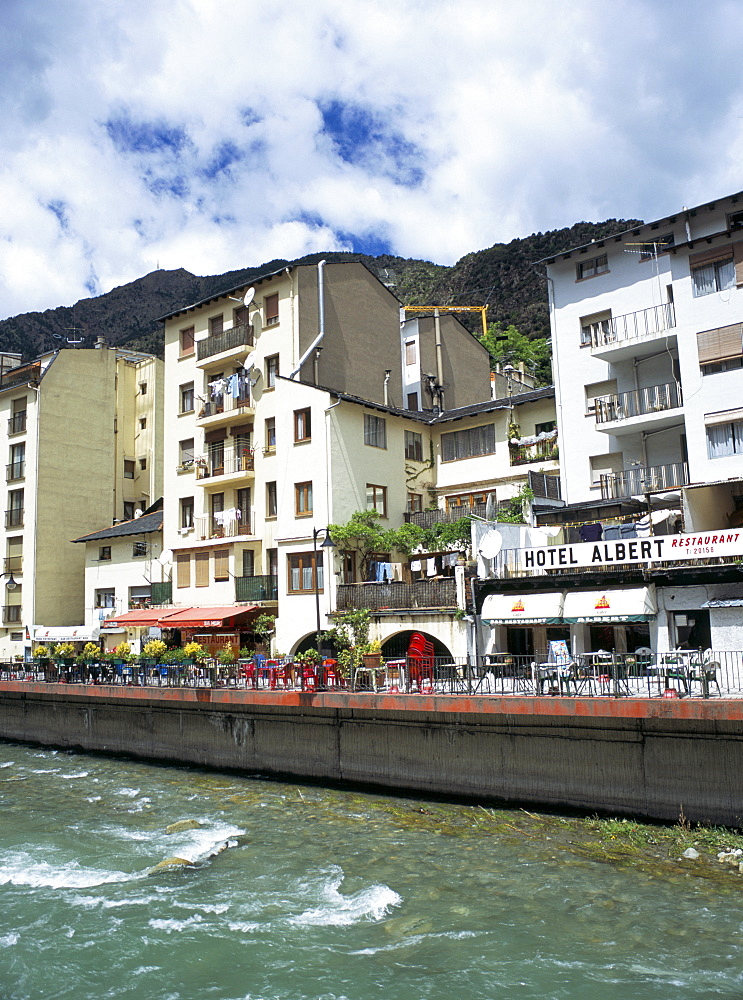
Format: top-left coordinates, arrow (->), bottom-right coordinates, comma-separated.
562,587 -> 656,623
159,605 -> 258,629
481,591 -> 564,625
103,608 -> 168,628
35,626 -> 100,643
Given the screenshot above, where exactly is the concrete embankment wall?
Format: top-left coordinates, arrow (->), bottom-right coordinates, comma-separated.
1,683 -> 742,827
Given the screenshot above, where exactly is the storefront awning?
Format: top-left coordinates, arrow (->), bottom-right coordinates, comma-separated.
35,626 -> 100,643
103,608 -> 169,628
562,587 -> 656,624
159,605 -> 258,629
481,591 -> 565,625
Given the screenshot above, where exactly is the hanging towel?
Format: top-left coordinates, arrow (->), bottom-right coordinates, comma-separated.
619,522 -> 637,538
578,522 -> 603,542
603,525 -> 622,540
426,557 -> 437,577
410,559 -> 422,573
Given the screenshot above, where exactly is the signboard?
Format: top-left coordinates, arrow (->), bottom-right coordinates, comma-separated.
517,530 -> 743,571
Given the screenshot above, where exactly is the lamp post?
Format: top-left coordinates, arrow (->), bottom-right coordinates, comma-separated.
313,527 -> 336,688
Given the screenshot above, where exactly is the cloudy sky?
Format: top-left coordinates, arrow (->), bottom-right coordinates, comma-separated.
1,0 -> 742,321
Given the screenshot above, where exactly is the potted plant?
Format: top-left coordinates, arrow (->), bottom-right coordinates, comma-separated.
142,639 -> 167,662
359,638 -> 384,671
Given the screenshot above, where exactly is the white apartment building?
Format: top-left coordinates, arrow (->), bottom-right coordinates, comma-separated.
0,346 -> 163,659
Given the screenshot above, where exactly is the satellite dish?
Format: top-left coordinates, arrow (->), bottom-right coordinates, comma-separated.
485,493 -> 497,521
158,549 -> 173,566
134,509 -> 143,518
478,530 -> 503,560
243,287 -> 255,307
245,352 -> 256,369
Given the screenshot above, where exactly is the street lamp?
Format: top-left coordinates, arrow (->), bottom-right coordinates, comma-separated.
313,527 -> 336,686
2,571 -> 17,591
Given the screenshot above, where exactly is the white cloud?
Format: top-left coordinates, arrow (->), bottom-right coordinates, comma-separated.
0,0 -> 741,320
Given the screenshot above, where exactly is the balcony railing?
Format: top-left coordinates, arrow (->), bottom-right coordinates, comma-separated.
197,323 -> 253,362
8,412 -> 26,435
235,575 -> 278,602
590,302 -> 675,351
150,581 -> 172,605
510,440 -> 558,466
600,461 -> 688,500
196,451 -> 254,479
0,362 -> 40,390
5,508 -> 23,529
3,556 -> 22,574
197,388 -> 252,419
595,381 -> 682,424
405,504 -> 486,527
6,461 -> 25,482
335,578 -> 458,612
194,512 -> 250,538
2,606 -> 21,624
528,470 -> 562,501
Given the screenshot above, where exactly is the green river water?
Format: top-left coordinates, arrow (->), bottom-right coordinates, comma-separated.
0,741 -> 741,1000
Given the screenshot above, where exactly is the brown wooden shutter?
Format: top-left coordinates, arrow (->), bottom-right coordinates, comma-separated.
176,553 -> 191,588
195,551 -> 209,587
214,548 -> 229,581
689,244 -> 733,267
204,428 -> 227,443
697,324 -> 743,364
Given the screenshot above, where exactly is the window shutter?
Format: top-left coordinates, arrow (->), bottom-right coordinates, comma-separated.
176,553 -> 191,588
195,551 -> 209,587
697,324 -> 743,364
204,428 -> 227,443
689,245 -> 734,267
214,549 -> 229,581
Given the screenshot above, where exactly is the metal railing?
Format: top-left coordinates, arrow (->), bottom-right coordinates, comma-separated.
3,556 -> 22,574
590,302 -> 676,351
8,412 -> 26,435
197,389 -> 252,419
195,451 -> 254,479
335,579 -> 457,611
197,323 -> 253,361
600,461 -> 688,500
6,461 -> 24,482
510,440 -> 558,466
194,512 -> 250,538
595,381 -> 682,424
235,575 -> 278,602
5,508 -> 23,529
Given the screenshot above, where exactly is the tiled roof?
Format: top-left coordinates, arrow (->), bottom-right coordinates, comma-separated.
72,510 -> 163,543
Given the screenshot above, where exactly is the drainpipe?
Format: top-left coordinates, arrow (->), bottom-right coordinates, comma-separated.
434,309 -> 444,410
289,259 -> 326,379
383,369 -> 392,406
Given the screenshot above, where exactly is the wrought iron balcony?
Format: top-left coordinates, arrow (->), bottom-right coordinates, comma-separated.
509,439 -> 558,466
195,451 -> 254,480
6,461 -> 25,482
3,556 -> 22,574
235,574 -> 278,602
590,302 -> 675,355
335,578 -> 457,612
197,323 -> 253,362
8,412 -> 26,435
5,508 -> 23,529
600,461 -> 688,500
194,512 -> 250,538
595,381 -> 682,424
197,388 -> 252,421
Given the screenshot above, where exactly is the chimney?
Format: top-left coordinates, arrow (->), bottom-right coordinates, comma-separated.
95,335 -> 106,349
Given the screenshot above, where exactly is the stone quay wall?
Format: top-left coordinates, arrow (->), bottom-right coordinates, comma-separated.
1,683 -> 742,827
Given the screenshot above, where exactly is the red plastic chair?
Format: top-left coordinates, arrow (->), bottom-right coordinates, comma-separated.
301,667 -> 317,691
323,660 -> 346,689
241,663 -> 256,689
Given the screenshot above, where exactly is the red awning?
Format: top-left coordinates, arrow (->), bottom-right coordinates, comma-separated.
104,608 -> 173,628
159,606 -> 258,629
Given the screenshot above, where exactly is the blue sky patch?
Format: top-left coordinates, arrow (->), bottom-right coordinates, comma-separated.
104,114 -> 189,155
200,141 -> 244,180
46,200 -> 69,233
336,229 -> 393,257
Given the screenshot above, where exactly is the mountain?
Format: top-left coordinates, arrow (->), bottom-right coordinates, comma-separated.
0,218 -> 641,363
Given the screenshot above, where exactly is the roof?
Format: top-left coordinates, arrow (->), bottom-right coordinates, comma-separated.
159,263 -> 296,322
535,189 -> 743,264
72,509 -> 163,543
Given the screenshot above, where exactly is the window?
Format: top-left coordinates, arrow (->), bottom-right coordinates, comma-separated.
266,481 -> 277,518
8,442 -> 25,480
288,552 -> 323,593
441,424 -> 495,462
179,438 -> 195,467
728,210 -> 743,230
693,257 -> 735,297
233,304 -> 249,332
407,392 -> 419,411
236,487 -> 251,532
265,417 -> 276,451
340,550 -> 356,584
706,414 -> 743,458
265,293 -> 279,326
405,340 -> 417,365
132,541 -> 147,558
176,552 -> 190,588
6,489 -> 24,528
447,492 -> 490,510
576,254 -> 608,280
590,452 -> 623,487
195,551 -> 209,587
124,460 -> 135,479
293,408 -> 311,443
209,314 -> 224,336
404,430 -> 423,461
180,382 -> 194,413
123,501 -> 136,520
295,481 -> 313,516
139,458 -> 147,471
214,548 -> 229,581
211,492 -> 224,535
242,549 -> 255,577
535,421 -> 556,435
580,311 -> 612,348
697,323 -> 743,373
407,492 -> 423,513
179,326 -> 195,357
266,355 -> 279,388
366,484 -> 387,517
139,382 -> 147,395
9,398 -> 26,434
585,379 -> 618,415
364,413 -> 387,448
139,417 -> 147,430
267,547 -> 278,579
99,546 -> 111,561
180,496 -> 194,529
95,589 -> 115,609
639,233 -> 674,260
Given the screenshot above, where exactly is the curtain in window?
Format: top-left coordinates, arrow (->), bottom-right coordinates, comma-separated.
707,420 -> 743,458
693,264 -> 716,297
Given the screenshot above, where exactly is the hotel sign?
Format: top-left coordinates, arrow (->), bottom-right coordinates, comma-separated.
519,530 -> 743,571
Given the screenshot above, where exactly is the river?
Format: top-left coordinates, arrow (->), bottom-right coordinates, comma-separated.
0,741 -> 740,1000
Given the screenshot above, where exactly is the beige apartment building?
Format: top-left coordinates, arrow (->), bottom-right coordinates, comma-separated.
0,345 -> 163,659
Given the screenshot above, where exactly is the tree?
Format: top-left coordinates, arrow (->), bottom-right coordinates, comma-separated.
477,321 -> 552,386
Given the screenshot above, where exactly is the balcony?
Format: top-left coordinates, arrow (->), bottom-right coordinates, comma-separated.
510,438 -> 558,467
590,302 -> 676,361
600,461 -> 688,500
6,461 -> 25,482
335,578 -> 458,612
8,412 -> 26,435
595,381 -> 683,435
2,605 -> 21,624
194,512 -> 250,539
3,556 -> 22,575
150,581 -> 172,605
405,504 -> 486,527
196,388 -> 253,429
196,450 -> 254,483
196,323 -> 253,365
235,575 -> 278,602
5,508 -> 23,529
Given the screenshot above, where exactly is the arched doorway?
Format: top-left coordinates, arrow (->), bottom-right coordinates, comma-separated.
380,630 -> 452,660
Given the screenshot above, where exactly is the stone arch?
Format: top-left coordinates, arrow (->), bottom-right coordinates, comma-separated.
378,629 -> 453,660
